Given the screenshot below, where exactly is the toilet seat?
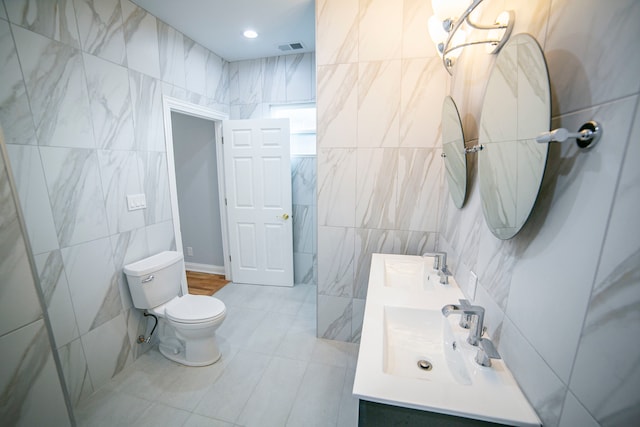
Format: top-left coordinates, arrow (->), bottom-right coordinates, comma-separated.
165,294 -> 226,324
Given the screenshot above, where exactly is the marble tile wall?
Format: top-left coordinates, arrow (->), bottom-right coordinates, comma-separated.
0,0 -> 229,408
291,156 -> 317,286
317,0 -> 639,425
228,52 -> 317,287
0,132 -> 72,425
228,52 -> 315,120
315,0 -> 445,342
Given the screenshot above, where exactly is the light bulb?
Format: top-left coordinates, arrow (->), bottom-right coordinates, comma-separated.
428,15 -> 448,44
431,0 -> 470,21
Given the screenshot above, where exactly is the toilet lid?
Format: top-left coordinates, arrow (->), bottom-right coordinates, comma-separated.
165,294 -> 226,324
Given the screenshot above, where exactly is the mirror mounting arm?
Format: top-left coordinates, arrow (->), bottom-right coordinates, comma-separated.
536,121 -> 602,150
464,144 -> 484,154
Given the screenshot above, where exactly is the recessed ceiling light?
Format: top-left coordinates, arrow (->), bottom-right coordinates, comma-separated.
243,30 -> 258,39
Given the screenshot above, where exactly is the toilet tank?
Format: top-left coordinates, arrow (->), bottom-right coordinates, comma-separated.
123,251 -> 183,309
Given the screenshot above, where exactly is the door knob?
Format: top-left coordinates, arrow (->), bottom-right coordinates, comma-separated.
281,213 -> 290,220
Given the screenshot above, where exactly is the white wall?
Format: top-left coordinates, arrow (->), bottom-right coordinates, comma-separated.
171,111 -> 224,267
316,0 -> 640,425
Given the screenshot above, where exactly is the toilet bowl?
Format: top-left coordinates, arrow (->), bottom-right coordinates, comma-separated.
152,294 -> 226,366
123,251 -> 227,366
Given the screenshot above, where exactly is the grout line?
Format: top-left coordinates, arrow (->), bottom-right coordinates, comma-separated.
551,92 -> 640,120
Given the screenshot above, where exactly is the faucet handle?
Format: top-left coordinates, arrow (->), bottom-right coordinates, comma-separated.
438,266 -> 452,284
475,338 -> 501,367
479,338 -> 500,358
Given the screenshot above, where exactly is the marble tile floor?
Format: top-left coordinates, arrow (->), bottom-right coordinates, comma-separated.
75,283 -> 360,427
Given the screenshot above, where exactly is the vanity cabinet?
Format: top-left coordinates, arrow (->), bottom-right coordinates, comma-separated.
359,400 -> 508,427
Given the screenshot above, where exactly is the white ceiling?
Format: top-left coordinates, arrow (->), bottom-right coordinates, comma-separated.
132,0 -> 315,62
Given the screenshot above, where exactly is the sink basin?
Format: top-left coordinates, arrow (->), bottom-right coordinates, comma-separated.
383,255 -> 439,290
382,306 -> 471,385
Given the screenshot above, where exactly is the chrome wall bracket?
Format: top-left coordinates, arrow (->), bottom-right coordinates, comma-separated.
536,121 -> 602,150
464,144 -> 484,154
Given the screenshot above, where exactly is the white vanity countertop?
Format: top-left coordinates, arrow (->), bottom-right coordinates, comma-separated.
353,253 -> 541,426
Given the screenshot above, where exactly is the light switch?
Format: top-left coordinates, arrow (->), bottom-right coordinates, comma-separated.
127,194 -> 147,211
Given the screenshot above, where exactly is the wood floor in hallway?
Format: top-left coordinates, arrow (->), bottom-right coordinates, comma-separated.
186,271 -> 230,296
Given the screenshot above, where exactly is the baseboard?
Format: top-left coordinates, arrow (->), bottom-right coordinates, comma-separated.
185,262 -> 225,275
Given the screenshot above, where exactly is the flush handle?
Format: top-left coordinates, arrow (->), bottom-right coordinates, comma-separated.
142,275 -> 154,283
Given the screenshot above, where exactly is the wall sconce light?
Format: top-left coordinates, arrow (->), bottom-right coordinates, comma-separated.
428,0 -> 514,75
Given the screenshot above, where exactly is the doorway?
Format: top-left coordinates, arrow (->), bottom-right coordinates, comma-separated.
162,97 -> 229,295
171,112 -> 224,274
162,97 -> 295,290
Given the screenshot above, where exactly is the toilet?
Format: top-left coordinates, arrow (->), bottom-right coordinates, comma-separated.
123,251 -> 226,366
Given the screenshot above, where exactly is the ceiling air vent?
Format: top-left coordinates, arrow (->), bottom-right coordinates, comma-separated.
278,42 -> 305,52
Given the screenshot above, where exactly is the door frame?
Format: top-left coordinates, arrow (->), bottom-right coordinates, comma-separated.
162,96 -> 231,293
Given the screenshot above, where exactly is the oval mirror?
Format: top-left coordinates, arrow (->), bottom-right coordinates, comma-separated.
478,33 -> 550,239
441,96 -> 467,208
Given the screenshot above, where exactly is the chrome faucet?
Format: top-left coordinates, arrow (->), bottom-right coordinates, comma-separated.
423,251 -> 447,271
423,251 -> 451,284
441,299 -> 485,346
442,300 -> 501,367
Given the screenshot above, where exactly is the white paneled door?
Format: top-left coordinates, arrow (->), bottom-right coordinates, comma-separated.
223,119 -> 293,286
